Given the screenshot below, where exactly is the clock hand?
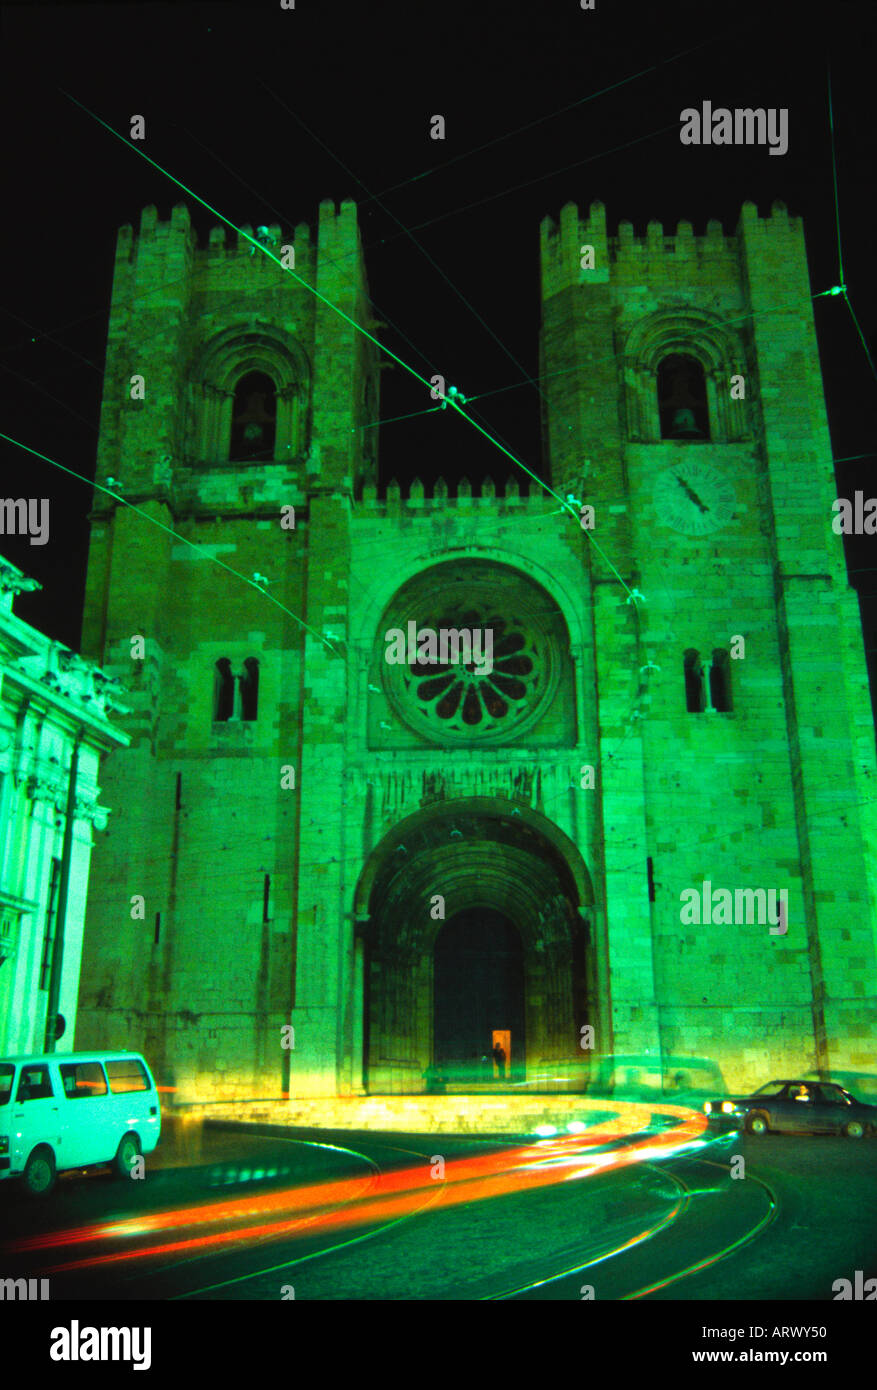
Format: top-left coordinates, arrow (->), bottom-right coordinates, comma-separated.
674,473 -> 710,513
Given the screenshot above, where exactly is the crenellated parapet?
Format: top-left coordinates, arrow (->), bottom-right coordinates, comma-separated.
93,198 -> 378,509
541,199 -> 799,301
356,476 -> 554,513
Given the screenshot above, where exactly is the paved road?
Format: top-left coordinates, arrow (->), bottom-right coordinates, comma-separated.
1,1117 -> 874,1301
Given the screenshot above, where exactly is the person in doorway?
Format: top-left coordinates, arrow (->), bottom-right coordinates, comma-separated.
492,1043 -> 506,1077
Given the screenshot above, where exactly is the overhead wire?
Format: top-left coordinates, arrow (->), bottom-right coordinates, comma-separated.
361,23 -> 747,206
47,91 -> 636,595
1,80 -> 832,776
258,75 -> 549,491
5,48 -> 869,821
0,432 -> 342,656
4,22 -> 873,1058
825,61 -> 877,385
373,122 -> 679,243
168,118 -> 452,392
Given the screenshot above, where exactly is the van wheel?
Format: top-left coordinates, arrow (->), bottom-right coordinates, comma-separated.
22,1146 -> 56,1198
746,1112 -> 769,1136
844,1119 -> 865,1140
113,1133 -> 142,1178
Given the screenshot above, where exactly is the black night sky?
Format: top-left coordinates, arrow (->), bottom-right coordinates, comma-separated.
2,0 -> 876,697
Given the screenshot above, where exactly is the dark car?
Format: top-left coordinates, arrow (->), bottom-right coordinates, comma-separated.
705,1079 -> 877,1138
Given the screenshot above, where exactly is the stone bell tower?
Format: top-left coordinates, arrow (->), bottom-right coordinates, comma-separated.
76,200 -> 380,1100
539,198 -> 877,1086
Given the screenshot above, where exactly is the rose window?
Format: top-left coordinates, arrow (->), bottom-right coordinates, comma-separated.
380,563 -> 563,746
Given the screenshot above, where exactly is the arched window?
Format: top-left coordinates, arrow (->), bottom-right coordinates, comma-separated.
621,310 -> 748,444
709,649 -> 732,713
189,328 -> 311,465
230,371 -> 277,461
684,649 -> 705,713
213,657 -> 259,722
658,354 -> 710,440
214,658 -> 234,721
241,658 -> 259,721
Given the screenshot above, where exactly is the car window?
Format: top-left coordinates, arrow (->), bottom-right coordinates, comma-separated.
788,1084 -> 813,1101
59,1061 -> 108,1098
15,1064 -> 54,1102
815,1084 -> 849,1105
105,1058 -> 149,1093
753,1081 -> 788,1097
0,1064 -> 14,1106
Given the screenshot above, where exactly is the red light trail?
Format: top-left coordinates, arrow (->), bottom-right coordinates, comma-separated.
1,1100 -> 708,1275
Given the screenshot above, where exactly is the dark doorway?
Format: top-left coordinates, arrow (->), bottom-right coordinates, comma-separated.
433,910 -> 525,1085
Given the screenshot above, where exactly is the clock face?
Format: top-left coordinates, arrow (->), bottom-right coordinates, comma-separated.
653,460 -> 737,535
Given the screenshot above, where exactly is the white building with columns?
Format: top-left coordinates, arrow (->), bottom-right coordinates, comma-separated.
0,556 -> 128,1055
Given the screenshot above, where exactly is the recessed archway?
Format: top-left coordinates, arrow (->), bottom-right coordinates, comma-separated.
355,799 -> 595,1094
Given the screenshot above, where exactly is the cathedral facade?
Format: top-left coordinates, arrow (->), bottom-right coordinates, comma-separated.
74,197 -> 877,1102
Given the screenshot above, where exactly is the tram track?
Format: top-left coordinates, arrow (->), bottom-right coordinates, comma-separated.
168,1135 -> 446,1299
165,1136 -> 762,1301
493,1158 -> 780,1300
1,1125 -> 784,1301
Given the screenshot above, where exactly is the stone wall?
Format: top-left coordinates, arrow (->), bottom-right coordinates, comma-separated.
74,199 -> 877,1107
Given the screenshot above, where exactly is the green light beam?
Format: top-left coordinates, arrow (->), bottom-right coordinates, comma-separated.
57,91 -> 636,595
0,431 -> 342,657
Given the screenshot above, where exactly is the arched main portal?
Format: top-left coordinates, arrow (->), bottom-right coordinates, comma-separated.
355,799 -> 595,1095
433,910 -> 525,1084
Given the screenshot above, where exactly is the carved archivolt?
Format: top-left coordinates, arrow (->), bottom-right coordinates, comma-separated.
187,325 -> 311,462
621,308 -> 749,443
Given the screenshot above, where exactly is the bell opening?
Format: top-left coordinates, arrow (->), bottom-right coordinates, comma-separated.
658,353 -> 710,441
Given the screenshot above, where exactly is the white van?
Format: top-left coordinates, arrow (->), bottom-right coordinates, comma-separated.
0,1051 -> 161,1197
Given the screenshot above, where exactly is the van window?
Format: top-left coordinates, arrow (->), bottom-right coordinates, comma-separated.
59,1061 -> 108,1099
106,1058 -> 150,1093
0,1064 -> 13,1106
16,1065 -> 55,1102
